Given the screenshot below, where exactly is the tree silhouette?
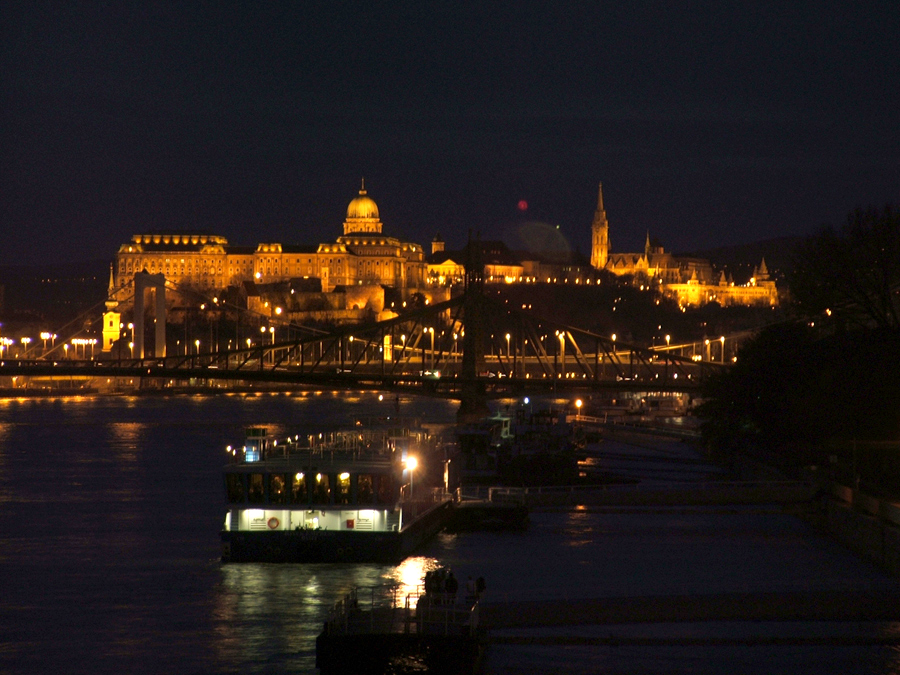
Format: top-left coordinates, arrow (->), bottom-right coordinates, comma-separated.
700,206 -> 900,488
790,205 -> 900,330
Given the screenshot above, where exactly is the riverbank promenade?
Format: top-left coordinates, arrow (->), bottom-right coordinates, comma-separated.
431,430 -> 900,674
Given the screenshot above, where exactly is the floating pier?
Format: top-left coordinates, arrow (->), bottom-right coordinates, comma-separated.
316,585 -> 485,674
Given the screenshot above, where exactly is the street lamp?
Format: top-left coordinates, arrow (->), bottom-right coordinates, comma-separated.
665,335 -> 671,379
0,337 -> 12,359
720,336 -> 725,364
195,339 -> 200,354
556,331 -> 566,378
406,456 -> 418,498
505,332 -> 511,374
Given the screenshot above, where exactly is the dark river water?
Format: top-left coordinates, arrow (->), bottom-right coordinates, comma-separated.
2,391 -> 900,674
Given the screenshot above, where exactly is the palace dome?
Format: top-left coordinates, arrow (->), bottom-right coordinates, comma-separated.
347,186 -> 379,220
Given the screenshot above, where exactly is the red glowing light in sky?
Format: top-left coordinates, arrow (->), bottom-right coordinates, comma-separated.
517,200 -> 528,212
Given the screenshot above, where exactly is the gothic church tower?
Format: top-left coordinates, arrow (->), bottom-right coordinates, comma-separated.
590,183 -> 610,269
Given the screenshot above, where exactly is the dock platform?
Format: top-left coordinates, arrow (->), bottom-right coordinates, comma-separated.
316,585 -> 485,674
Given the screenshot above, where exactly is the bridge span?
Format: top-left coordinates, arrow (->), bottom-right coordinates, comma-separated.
2,288 -> 735,399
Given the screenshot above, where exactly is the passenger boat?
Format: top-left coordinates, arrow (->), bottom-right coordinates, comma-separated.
220,420 -> 452,563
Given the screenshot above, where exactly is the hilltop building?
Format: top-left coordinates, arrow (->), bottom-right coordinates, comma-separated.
111,182 -> 429,324
426,184 -> 780,308
588,183 -> 779,307
109,181 -> 777,345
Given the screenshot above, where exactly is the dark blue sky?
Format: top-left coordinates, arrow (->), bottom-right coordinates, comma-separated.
3,1 -> 898,266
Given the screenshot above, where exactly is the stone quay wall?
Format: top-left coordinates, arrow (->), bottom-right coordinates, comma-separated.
826,484 -> 900,575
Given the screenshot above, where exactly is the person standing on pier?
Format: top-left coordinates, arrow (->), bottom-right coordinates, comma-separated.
445,571 -> 458,603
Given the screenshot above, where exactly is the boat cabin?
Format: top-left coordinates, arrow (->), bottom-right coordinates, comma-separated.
223,426 -> 415,533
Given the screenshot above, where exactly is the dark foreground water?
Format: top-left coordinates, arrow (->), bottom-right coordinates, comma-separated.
2,392 -> 900,674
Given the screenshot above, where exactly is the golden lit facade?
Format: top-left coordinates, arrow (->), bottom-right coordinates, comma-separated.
589,184 -> 779,307
113,184 -> 427,306
423,184 -> 780,306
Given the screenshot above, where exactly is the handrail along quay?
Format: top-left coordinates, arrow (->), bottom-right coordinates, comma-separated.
458,481 -> 818,508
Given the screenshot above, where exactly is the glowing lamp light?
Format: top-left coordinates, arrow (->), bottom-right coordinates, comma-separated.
406,456 -> 418,498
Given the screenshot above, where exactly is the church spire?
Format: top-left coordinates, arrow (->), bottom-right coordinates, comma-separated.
590,182 -> 610,270
105,263 -> 118,312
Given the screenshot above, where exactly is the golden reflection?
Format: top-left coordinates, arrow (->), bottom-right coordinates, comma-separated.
0,422 -> 10,501
107,422 -> 147,464
389,556 -> 442,605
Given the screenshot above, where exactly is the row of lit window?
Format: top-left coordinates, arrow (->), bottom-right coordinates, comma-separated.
225,471 -> 392,506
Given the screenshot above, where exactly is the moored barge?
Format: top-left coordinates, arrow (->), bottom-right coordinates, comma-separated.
220,421 -> 451,563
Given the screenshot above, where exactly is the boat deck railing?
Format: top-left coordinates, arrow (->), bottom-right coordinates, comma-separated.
456,486 -> 527,505
231,424 -> 437,464
322,585 -> 479,637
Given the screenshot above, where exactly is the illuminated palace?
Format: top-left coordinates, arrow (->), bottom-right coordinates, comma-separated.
112,182 -> 428,318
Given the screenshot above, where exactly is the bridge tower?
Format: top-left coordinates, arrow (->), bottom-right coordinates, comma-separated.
133,271 -> 167,359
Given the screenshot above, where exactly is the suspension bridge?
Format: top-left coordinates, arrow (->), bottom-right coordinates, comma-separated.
0,273 -> 741,400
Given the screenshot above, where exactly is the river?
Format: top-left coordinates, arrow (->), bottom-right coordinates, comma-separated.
1,391 -> 899,674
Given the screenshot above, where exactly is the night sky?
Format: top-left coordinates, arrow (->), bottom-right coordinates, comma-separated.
3,1 -> 898,267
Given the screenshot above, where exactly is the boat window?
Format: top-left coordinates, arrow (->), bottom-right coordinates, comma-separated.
357,474 -> 375,504
225,474 -> 244,503
291,472 -> 308,504
335,473 -> 351,505
373,474 -> 392,504
269,474 -> 288,504
313,472 -> 331,504
248,474 -> 265,504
